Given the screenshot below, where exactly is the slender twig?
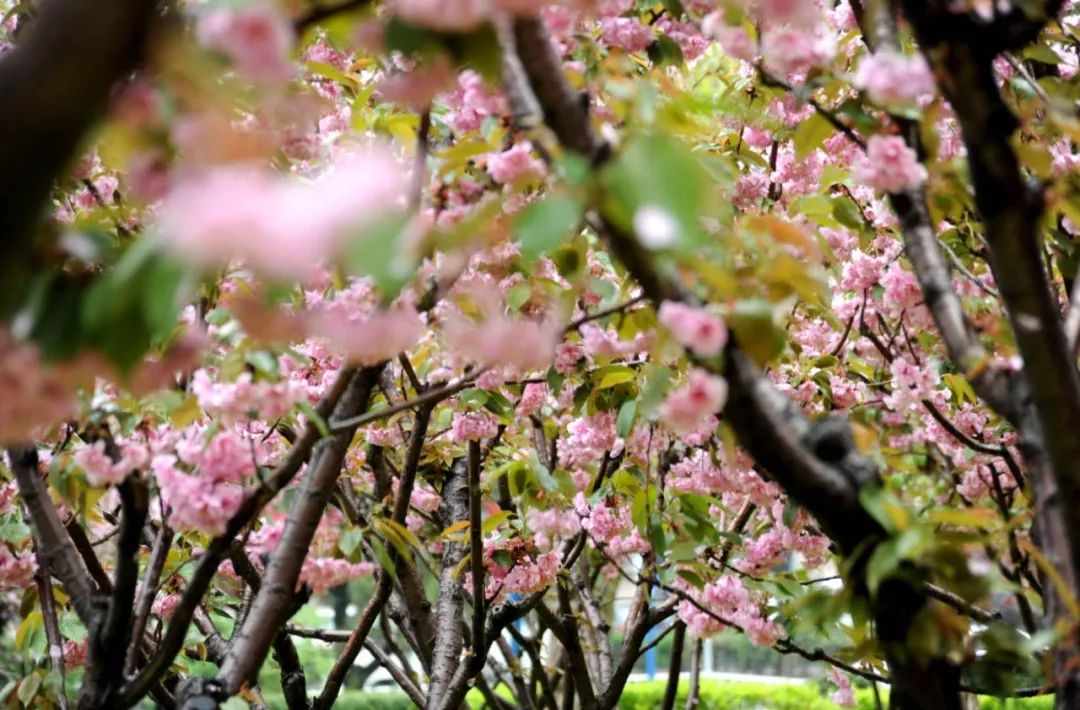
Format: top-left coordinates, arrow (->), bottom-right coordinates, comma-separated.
329,369 -> 482,432
32,538 -> 68,710
564,296 -> 647,332
313,403 -> 434,710
757,70 -> 866,149
364,640 -> 426,707
126,523 -> 173,676
924,583 -> 1001,623
468,440 -> 485,658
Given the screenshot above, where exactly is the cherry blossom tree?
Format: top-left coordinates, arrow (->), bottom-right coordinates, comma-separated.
0,0 -> 1078,709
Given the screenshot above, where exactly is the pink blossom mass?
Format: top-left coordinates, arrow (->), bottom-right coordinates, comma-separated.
1,0 -> 1075,706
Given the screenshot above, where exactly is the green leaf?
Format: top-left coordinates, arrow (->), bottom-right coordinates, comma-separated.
676,568 -> 705,590
595,365 -> 636,389
481,510 -> 513,534
601,133 -> 712,251
792,112 -> 834,158
728,299 -> 785,366
297,401 -> 330,438
338,528 -> 364,558
639,363 -> 673,416
647,34 -> 684,68
1022,42 -> 1061,65
0,521 -> 30,544
245,350 -> 279,377
78,239 -> 187,372
514,194 -> 583,261
59,612 -> 85,642
341,211 -> 414,301
833,197 -> 866,231
17,672 -> 41,706
504,282 -> 532,312
616,399 -> 638,438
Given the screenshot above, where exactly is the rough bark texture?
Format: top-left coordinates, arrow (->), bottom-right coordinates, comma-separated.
426,457 -> 470,706
890,2 -> 1079,705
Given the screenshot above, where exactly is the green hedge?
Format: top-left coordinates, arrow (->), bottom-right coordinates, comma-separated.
616,680 -> 1053,710
256,680 -> 1055,709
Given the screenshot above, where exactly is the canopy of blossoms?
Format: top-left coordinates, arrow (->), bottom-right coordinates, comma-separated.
0,0 -> 1078,708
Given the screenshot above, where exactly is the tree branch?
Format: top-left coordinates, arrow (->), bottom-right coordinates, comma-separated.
121,366 -> 360,707
313,401 -> 435,710
8,446 -> 99,625
467,440 -> 485,660
217,365 -> 384,696
125,522 -> 173,677
425,457 -> 470,705
81,474 -> 149,707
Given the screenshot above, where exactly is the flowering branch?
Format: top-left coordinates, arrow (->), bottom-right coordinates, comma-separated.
121,366 -> 360,706
8,447 -> 99,625
218,365 -> 384,696
507,15 -> 973,709
313,401 -> 434,709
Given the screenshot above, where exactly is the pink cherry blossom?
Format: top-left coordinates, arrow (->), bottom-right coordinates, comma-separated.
444,312 -> 560,373
192,371 -> 306,422
658,301 -> 728,357
554,341 -> 585,374
486,142 -> 547,184
311,305 -> 424,366
154,455 -> 246,537
660,369 -> 728,434
829,667 -> 856,707
853,135 -> 927,193
757,0 -> 825,26
196,5 -> 295,83
451,411 -> 500,442
299,557 -> 375,595
676,575 -> 781,646
526,507 -> 581,548
600,17 -> 653,52
0,546 -> 36,591
444,71 -> 506,134
73,440 -> 147,487
517,382 -> 549,416
564,412 -> 619,468
761,26 -> 836,77
855,49 -> 936,105
391,0 -> 490,32
158,148 -> 407,280
152,592 -> 182,620
194,431 -> 257,484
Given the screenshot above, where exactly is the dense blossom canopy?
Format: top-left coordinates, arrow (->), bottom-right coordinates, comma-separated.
1,0 -> 1080,708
